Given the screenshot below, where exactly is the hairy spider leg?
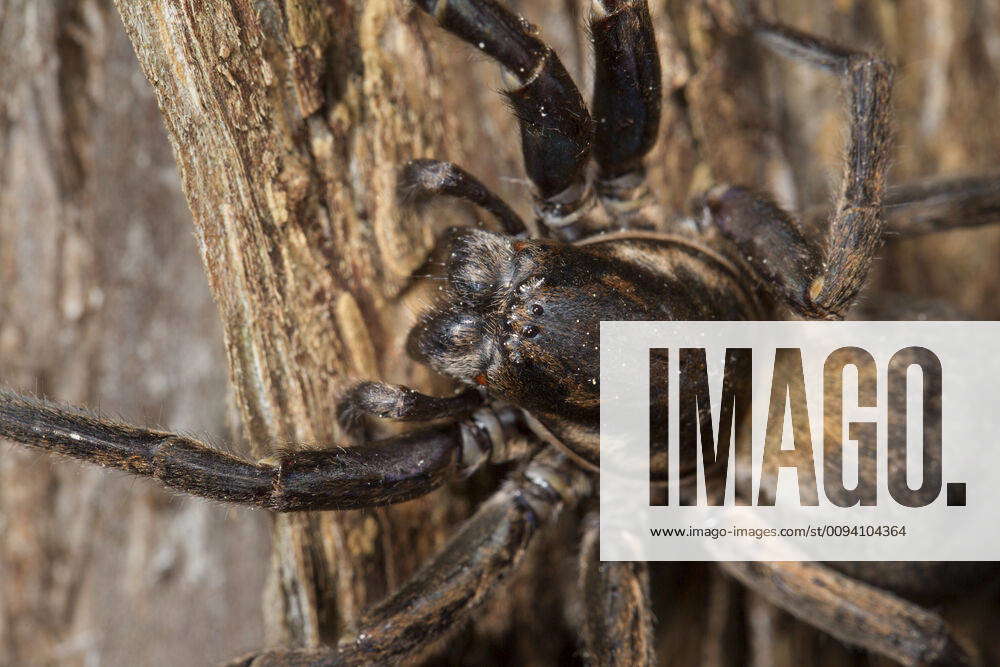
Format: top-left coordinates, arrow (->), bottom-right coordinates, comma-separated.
703,20 -> 893,319
398,159 -> 529,236
579,513 -> 655,666
794,173 -> 1000,244
698,17 -> 971,664
721,561 -> 971,667
882,173 -> 1000,237
0,389 -> 522,511
229,450 -> 589,666
590,0 -> 662,219
413,0 -> 594,238
337,380 -> 483,425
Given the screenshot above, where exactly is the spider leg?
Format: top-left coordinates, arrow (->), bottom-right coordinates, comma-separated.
882,173 -> 1000,238
702,19 -> 893,319
0,389 -> 522,511
337,380 -> 482,427
795,174 -> 1000,244
413,0 -> 594,238
590,0 -> 662,220
578,513 -> 655,666
398,159 -> 528,236
231,450 -> 591,666
721,561 -> 971,666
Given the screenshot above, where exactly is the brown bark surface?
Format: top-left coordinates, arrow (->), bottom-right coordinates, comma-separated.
1,0 -> 998,665
0,1 -> 269,665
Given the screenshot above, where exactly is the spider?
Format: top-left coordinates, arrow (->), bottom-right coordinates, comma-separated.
3,0 -> 1000,664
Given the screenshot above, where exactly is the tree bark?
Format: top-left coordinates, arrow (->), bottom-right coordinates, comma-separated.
0,1 -> 268,665
2,0 -> 999,665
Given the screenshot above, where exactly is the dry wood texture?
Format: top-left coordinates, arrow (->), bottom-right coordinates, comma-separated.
0,1 -> 269,664
1,0 -> 998,665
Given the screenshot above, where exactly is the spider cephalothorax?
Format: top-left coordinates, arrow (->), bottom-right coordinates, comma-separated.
3,0 -> 1000,665
410,226 -> 761,469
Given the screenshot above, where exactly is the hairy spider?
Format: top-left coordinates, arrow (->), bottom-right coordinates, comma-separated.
3,0 -> 1000,665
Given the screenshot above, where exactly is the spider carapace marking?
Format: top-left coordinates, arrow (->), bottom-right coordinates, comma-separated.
3,0 -> 1000,665
407,227 -> 762,472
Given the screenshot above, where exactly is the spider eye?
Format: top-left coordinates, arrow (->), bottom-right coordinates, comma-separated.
522,325 -> 539,338
530,304 -> 544,316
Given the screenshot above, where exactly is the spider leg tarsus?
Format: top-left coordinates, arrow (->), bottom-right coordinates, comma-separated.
398,159 -> 528,236
337,380 -> 482,428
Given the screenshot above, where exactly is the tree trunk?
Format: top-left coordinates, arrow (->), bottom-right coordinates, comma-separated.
2,0 -> 998,665
0,1 -> 268,665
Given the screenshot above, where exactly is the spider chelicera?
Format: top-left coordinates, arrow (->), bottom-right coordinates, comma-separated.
3,1 -> 1000,665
